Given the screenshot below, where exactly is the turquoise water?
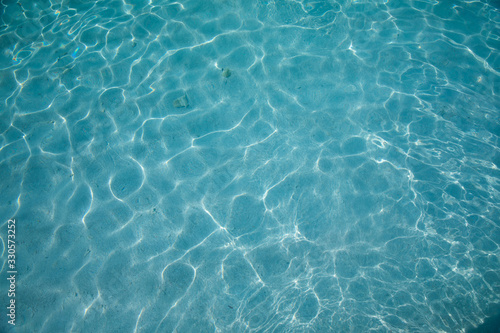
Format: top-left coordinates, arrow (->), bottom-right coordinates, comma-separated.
0,0 -> 499,332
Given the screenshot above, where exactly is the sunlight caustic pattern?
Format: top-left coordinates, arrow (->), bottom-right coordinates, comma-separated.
0,0 -> 499,332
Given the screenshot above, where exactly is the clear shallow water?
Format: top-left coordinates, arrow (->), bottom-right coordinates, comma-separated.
0,0 -> 499,332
